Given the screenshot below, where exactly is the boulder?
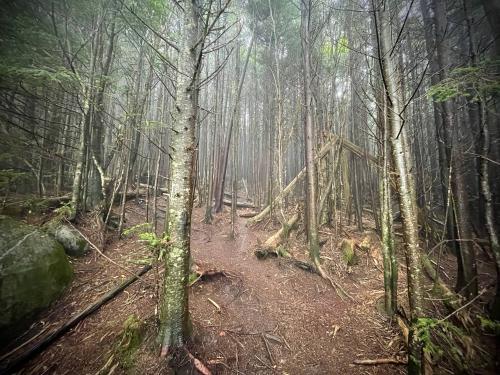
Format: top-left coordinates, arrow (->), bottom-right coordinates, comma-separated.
53,225 -> 89,257
0,215 -> 73,344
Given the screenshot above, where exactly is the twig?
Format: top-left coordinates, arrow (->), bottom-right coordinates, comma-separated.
66,222 -> 154,287
207,298 -> 221,312
438,288 -> 486,323
253,355 -> 274,371
354,358 -> 407,365
261,334 -> 275,366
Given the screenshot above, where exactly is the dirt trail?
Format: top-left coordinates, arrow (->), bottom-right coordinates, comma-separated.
188,210 -> 404,374
3,202 -> 405,375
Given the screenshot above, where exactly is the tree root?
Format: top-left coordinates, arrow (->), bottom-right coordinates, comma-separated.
255,250 -> 355,302
239,211 -> 259,218
313,260 -> 355,302
189,268 -> 235,287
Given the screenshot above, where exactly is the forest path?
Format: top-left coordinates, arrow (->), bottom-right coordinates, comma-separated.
187,208 -> 404,375
10,201 -> 405,375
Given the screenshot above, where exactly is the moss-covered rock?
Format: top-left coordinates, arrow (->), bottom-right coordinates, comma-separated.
0,215 -> 73,344
44,218 -> 89,257
340,239 -> 358,266
53,225 -> 89,257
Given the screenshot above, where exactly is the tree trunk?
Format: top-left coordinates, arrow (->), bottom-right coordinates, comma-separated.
431,0 -> 477,298
374,2 -> 423,373
213,32 -> 254,213
300,0 -> 321,266
159,0 -> 201,355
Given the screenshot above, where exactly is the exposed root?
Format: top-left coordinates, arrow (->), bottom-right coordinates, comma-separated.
255,249 -> 355,302
239,211 -> 259,218
185,349 -> 213,375
189,268 -> 235,287
314,260 -> 355,302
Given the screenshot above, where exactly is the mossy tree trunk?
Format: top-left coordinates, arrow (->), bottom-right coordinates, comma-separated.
378,97 -> 397,317
159,0 -> 201,356
374,1 -> 423,373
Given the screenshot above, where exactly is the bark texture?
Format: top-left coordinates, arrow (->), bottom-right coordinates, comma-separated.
159,0 -> 200,355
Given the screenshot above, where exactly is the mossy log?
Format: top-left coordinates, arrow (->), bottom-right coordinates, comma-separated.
262,213 -> 300,250
239,211 -> 259,218
421,254 -> 464,312
222,199 -> 256,209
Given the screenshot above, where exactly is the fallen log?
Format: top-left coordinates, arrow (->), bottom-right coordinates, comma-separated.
247,133 -> 378,225
239,211 -> 259,218
0,264 -> 153,374
261,213 -> 300,250
45,194 -> 71,207
421,254 -> 464,312
113,191 -> 143,203
223,192 -> 252,202
222,199 -> 256,209
139,183 -> 167,194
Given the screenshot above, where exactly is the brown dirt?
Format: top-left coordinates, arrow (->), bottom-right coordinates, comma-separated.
1,200 -> 412,375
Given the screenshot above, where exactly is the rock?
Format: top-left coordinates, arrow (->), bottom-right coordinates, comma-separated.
340,239 -> 358,266
53,225 -> 89,257
0,215 -> 73,344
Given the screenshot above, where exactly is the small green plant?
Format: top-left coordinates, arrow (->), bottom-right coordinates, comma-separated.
0,169 -> 29,192
116,314 -> 143,370
415,317 -> 478,374
54,202 -> 74,219
478,315 -> 500,335
138,232 -> 162,248
124,222 -> 171,261
22,197 -> 49,214
122,223 -> 153,237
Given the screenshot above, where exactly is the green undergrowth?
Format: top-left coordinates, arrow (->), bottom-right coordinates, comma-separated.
116,314 -> 144,371
415,317 -> 489,374
478,315 -> 500,335
123,223 -> 171,261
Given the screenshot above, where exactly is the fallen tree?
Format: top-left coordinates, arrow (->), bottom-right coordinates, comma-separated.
422,254 -> 464,312
257,213 -> 299,251
247,134 -> 378,225
222,199 -> 256,209
254,211 -> 353,301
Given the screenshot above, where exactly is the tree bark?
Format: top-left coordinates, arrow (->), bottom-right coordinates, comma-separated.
374,2 -> 423,373
159,0 -> 201,356
300,0 -> 321,266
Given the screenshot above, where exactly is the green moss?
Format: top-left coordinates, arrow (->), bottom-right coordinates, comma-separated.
116,314 -> 144,371
0,215 -> 73,343
414,317 -> 480,373
478,315 -> 500,335
276,246 -> 290,257
341,239 -> 358,266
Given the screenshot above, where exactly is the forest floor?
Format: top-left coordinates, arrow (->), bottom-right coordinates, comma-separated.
0,198 -> 447,375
